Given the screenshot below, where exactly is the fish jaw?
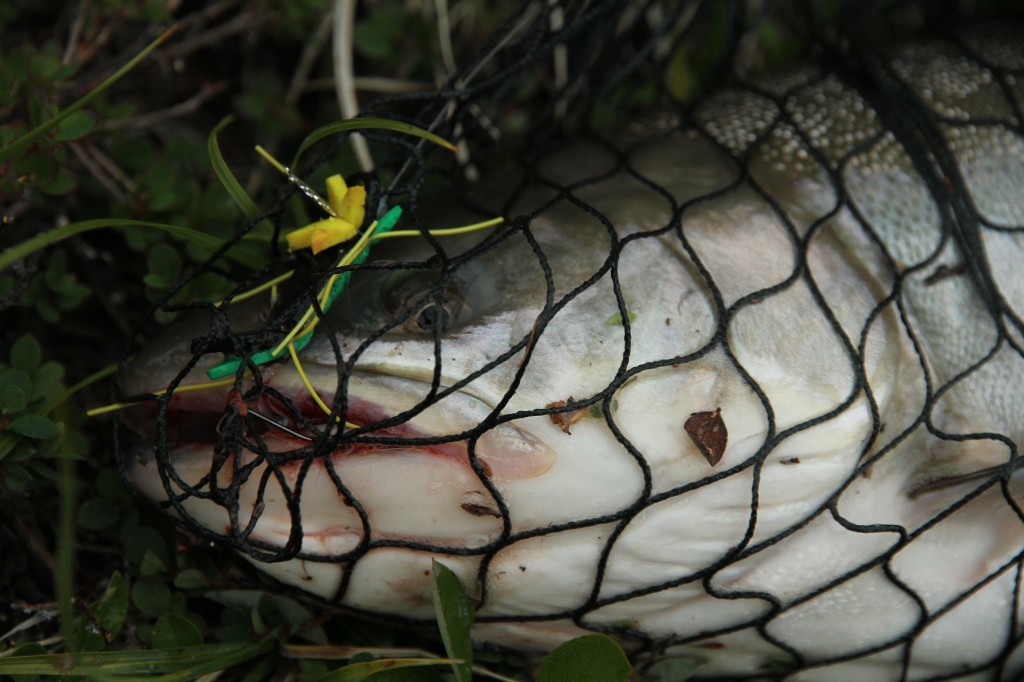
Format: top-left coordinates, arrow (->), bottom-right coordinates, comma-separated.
126,367 -> 558,599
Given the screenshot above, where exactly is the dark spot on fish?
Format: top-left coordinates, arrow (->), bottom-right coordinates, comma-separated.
780,457 -> 800,465
519,565 -> 527,572
423,570 -> 430,577
685,408 -> 727,466
924,263 -> 968,286
546,397 -> 586,435
462,502 -> 501,518
665,318 -> 671,326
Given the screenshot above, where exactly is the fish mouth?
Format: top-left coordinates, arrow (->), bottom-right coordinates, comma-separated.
127,368 -> 556,573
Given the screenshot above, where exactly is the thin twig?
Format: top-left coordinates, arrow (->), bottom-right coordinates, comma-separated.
86,142 -> 138,193
96,81 -> 228,130
10,513 -> 58,573
170,0 -> 242,34
0,635 -> 63,658
72,16 -> 117,65
286,9 -> 334,107
0,610 -> 56,643
434,0 -> 457,76
332,0 -> 374,172
62,0 -> 88,65
303,75 -> 434,94
163,9 -> 263,59
69,141 -> 129,202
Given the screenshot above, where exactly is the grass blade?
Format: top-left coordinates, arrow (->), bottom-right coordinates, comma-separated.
0,218 -> 266,273
291,118 -> 457,170
0,26 -> 178,163
314,657 -> 457,682
208,115 -> 261,221
431,560 -> 474,682
0,639 -> 277,677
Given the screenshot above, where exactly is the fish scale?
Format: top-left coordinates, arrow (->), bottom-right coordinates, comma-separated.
122,16 -> 1024,682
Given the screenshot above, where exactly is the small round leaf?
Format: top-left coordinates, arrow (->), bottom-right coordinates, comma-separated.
536,634 -> 632,682
152,613 -> 204,649
55,110 -> 96,141
8,414 -> 59,439
10,335 -> 41,372
131,578 -> 171,618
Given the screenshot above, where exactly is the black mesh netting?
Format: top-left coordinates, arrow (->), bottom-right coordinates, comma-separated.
116,1 -> 1024,679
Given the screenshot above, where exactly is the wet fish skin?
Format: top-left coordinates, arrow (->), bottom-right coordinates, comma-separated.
126,28 -> 1024,679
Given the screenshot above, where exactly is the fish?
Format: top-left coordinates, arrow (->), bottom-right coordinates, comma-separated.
122,26 -> 1024,680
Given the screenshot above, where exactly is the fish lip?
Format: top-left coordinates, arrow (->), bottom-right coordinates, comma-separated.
134,368 -> 557,482
127,370 -> 557,562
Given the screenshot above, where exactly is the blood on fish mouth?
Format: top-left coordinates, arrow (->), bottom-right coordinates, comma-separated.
128,372 -> 558,568
150,379 -> 549,480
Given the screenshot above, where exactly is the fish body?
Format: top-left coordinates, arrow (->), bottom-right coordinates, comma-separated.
125,28 -> 1024,680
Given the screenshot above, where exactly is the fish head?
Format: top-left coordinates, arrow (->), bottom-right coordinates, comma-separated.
121,171 -> 680,602
121,133 -> 909,629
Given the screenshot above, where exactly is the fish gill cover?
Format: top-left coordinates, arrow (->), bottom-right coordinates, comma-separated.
91,0 -> 1024,679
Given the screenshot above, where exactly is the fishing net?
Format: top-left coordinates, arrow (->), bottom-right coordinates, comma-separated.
117,1 -> 1024,678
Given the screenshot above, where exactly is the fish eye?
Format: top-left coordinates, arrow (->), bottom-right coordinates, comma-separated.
380,271 -> 465,335
409,301 -> 452,334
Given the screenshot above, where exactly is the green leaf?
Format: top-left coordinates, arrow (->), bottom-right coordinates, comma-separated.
152,613 -> 204,648
31,361 -> 64,401
10,335 -> 41,373
54,109 -> 96,141
256,594 -> 314,632
29,49 -> 60,78
175,568 -> 209,590
147,242 -> 182,289
8,414 -> 59,439
0,369 -> 33,398
39,164 -> 77,195
5,440 -> 34,462
1,383 -> 27,413
131,577 -> 171,618
314,658 -> 453,682
431,560 -> 474,682
78,497 -> 119,530
536,635 -> 632,682
19,151 -> 59,179
95,572 -> 128,638
139,548 -> 168,576
9,642 -> 46,682
3,463 -> 32,491
209,115 -> 261,221
125,525 -> 170,566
